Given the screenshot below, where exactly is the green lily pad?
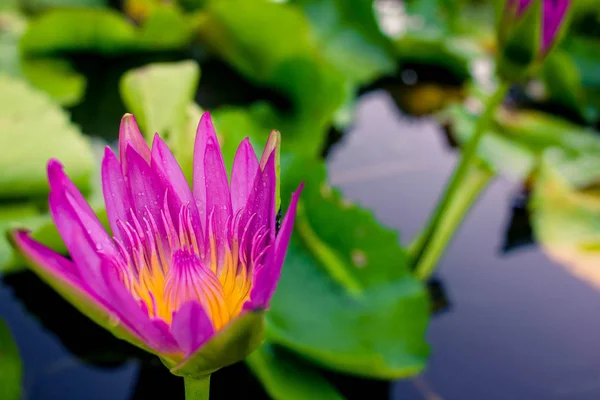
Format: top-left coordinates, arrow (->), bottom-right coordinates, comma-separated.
394,34 -> 479,84
0,320 -> 22,400
0,204 -> 49,274
20,7 -> 193,56
246,344 -> 345,400
119,60 -> 203,182
293,0 -> 396,85
1,11 -> 87,106
120,60 -> 200,137
0,74 -> 94,199
210,103 -> 280,166
552,36 -> 600,124
530,149 -> 600,289
21,57 -> 86,107
393,0 -> 492,83
266,156 -> 430,378
0,79 -> 100,275
0,11 -> 26,76
20,0 -> 108,12
196,0 -> 346,155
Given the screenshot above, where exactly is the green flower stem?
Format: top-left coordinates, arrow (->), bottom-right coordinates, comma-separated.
413,161 -> 494,280
184,375 -> 211,400
411,82 -> 510,280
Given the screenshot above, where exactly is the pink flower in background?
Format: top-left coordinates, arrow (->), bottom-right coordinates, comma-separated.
505,0 -> 571,54
12,112 -> 302,373
497,0 -> 572,80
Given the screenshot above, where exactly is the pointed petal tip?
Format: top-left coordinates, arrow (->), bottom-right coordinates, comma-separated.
259,130 -> 281,171
9,229 -> 32,248
198,111 -> 214,131
119,113 -> 150,164
268,129 -> 281,142
120,113 -> 140,130
197,111 -> 216,136
47,159 -> 68,191
102,145 -> 117,161
47,158 -> 63,173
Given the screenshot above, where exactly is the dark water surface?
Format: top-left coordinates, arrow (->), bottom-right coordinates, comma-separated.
2,90 -> 600,400
333,92 -> 600,400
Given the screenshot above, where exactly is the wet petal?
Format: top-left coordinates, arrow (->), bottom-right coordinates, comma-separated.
12,230 -> 85,288
102,147 -> 133,244
151,134 -> 203,245
203,136 -> 233,264
192,111 -> 219,226
171,301 -> 216,357
238,152 -> 276,252
47,161 -> 117,274
11,231 -> 152,354
231,138 -> 259,213
125,145 -> 168,244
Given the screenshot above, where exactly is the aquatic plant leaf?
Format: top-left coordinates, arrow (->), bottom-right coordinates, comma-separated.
246,344 -> 345,400
0,321 -> 22,400
541,51 -> 585,117
548,36 -> 600,124
120,60 -> 200,137
20,0 -> 107,12
119,61 -> 203,182
20,7 -> 193,56
293,0 -> 396,85
266,155 -> 429,378
0,205 -> 49,274
0,74 -> 94,199
0,10 -> 26,75
394,34 -> 477,84
0,11 -> 84,105
196,0 -> 346,155
531,149 -> 600,289
0,75 -> 92,272
21,57 -> 86,106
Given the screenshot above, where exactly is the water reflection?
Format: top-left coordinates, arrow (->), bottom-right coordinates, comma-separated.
328,91 -> 600,400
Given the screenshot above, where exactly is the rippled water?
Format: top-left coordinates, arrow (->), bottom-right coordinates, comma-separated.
2,87 -> 600,400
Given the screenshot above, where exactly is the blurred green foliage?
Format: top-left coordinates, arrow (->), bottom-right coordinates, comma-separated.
1,0 -> 600,398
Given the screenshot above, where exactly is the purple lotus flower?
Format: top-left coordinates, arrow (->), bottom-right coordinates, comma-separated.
506,0 -> 570,54
12,112 -> 302,375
